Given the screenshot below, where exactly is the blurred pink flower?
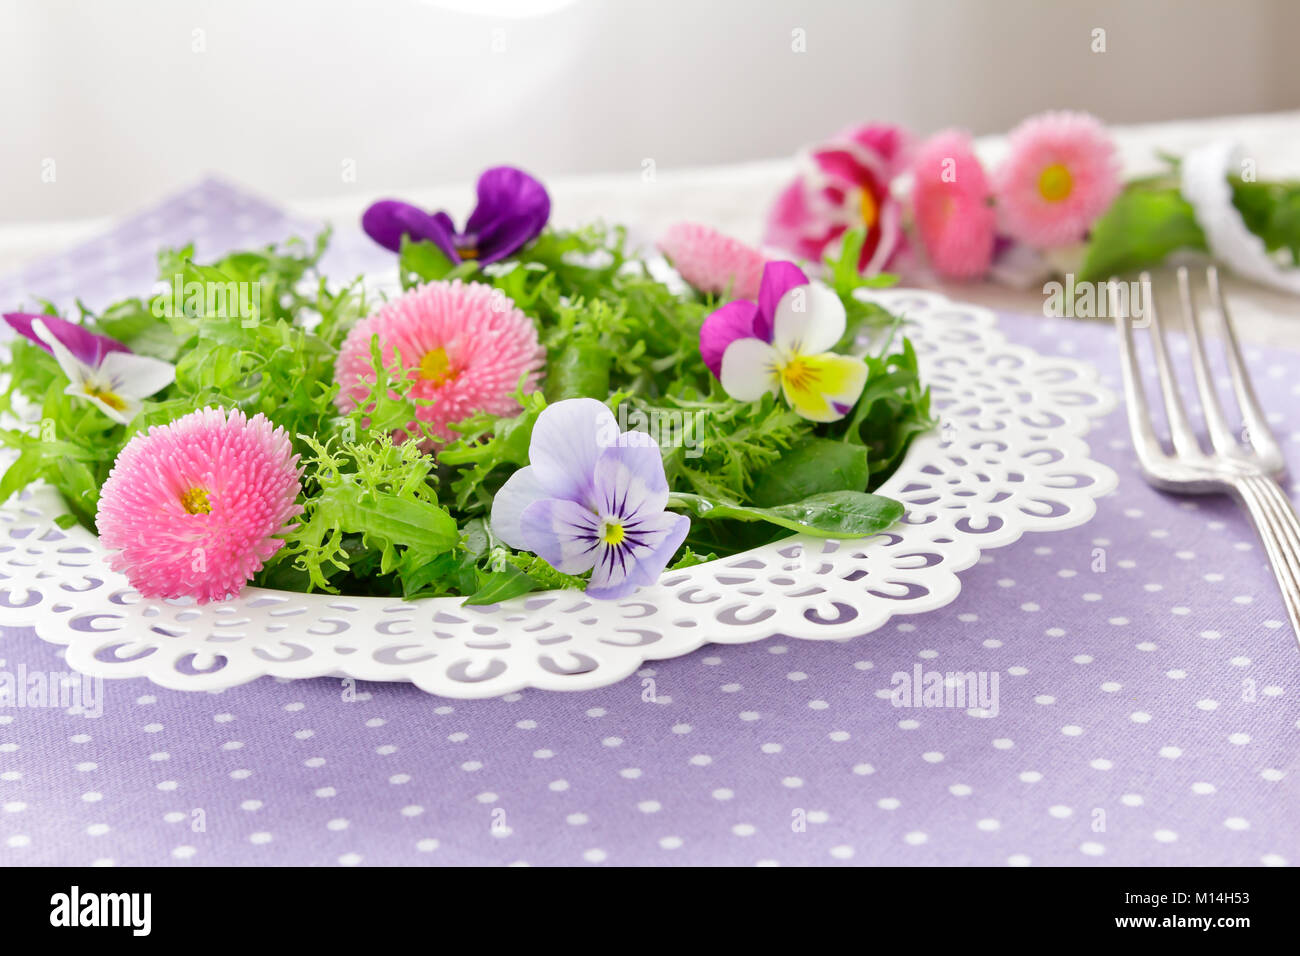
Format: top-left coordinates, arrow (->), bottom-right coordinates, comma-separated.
911,130 -> 997,279
96,407 -> 302,604
334,279 -> 544,448
993,111 -> 1121,248
765,123 -> 912,275
657,222 -> 767,300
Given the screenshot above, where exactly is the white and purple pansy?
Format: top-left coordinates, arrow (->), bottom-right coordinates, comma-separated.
489,398 -> 691,601
699,261 -> 868,423
3,312 -> 174,425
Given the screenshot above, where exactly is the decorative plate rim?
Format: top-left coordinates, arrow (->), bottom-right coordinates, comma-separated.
1,288 -> 1119,697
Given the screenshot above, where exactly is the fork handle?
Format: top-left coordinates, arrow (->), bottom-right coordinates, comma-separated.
1234,474 -> 1300,649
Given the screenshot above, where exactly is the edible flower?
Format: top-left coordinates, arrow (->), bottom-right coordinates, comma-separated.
96,407 -> 303,604
765,123 -> 911,276
699,261 -> 867,422
362,165 -> 550,265
657,221 -> 768,300
3,312 -> 174,424
911,129 -> 997,279
333,279 -> 545,448
490,398 -> 690,601
993,110 -> 1120,248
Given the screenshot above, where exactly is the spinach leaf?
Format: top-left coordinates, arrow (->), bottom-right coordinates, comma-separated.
749,438 -> 869,507
669,490 -> 904,538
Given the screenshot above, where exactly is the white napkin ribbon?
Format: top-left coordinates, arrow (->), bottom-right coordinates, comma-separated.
1180,138 -> 1300,294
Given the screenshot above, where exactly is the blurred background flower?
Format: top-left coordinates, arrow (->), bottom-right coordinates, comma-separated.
5,0 -> 1297,227
994,111 -> 1121,248
910,129 -> 997,279
765,123 -> 911,276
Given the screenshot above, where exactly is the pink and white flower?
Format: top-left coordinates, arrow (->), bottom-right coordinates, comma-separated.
765,123 -> 912,276
910,130 -> 997,279
993,111 -> 1121,248
657,222 -> 767,300
334,279 -> 545,448
700,261 -> 867,423
96,407 -> 303,604
4,312 -> 174,424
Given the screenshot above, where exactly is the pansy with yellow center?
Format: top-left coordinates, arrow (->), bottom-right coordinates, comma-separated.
490,399 -> 691,601
3,312 -> 175,425
699,261 -> 868,423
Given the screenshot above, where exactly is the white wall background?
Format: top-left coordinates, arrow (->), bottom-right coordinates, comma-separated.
3,0 -> 1298,224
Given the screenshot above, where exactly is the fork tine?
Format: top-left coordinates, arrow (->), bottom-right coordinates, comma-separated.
1111,280 -> 1166,469
1141,271 -> 1202,459
1207,266 -> 1284,466
1177,267 -> 1238,454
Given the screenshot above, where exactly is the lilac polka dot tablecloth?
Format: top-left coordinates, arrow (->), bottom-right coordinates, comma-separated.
1,179 -> 1297,868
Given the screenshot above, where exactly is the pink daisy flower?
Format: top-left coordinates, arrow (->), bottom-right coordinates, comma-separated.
657,222 -> 767,300
765,122 -> 912,275
993,111 -> 1121,248
334,279 -> 545,447
96,407 -> 303,604
911,129 -> 997,279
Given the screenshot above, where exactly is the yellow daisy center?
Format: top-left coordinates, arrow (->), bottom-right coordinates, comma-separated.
601,521 -> 626,546
419,347 -> 455,384
859,188 -> 878,229
83,383 -> 126,411
1038,163 -> 1073,202
180,487 -> 212,515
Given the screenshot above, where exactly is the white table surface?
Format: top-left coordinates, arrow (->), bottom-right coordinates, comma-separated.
3,110 -> 1298,346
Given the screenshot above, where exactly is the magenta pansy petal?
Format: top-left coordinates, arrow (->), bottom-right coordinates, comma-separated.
5,311 -> 129,366
518,497 -> 602,575
699,299 -> 761,378
756,261 -> 809,341
527,398 -> 618,507
489,465 -> 548,550
586,511 -> 691,601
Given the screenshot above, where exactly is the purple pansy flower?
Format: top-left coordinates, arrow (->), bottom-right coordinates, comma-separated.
698,260 -> 868,423
362,165 -> 550,266
489,398 -> 691,601
3,312 -> 174,424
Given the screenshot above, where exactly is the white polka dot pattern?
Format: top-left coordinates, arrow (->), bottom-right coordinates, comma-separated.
0,181 -> 1295,866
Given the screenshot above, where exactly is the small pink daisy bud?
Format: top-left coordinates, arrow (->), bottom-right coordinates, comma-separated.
657,222 -> 768,300
96,407 -> 303,604
334,279 -> 545,448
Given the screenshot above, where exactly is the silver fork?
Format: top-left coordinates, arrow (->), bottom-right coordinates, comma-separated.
1112,266 -> 1300,648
